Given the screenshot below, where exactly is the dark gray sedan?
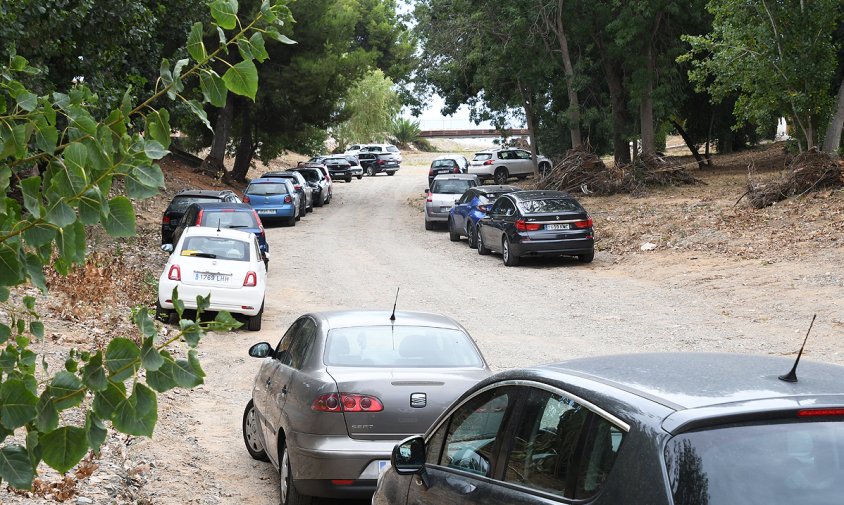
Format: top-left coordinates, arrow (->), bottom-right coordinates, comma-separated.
375,353 -> 844,505
242,310 -> 491,505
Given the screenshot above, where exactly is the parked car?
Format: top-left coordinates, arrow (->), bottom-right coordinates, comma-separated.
448,185 -> 519,247
244,178 -> 301,226
468,148 -> 552,184
358,152 -> 400,176
322,155 -> 357,182
360,143 -> 403,163
292,167 -> 330,207
242,310 -> 491,505
428,154 -> 469,187
262,171 -> 314,215
424,174 -> 480,230
301,163 -> 334,204
476,190 -> 594,266
161,189 -> 241,244
343,144 -> 365,157
344,155 -> 365,179
157,227 -> 266,330
171,202 -> 269,261
376,352 -> 844,505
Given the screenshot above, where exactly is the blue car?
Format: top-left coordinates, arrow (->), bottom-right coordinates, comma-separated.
244,178 -> 301,226
448,185 -> 519,247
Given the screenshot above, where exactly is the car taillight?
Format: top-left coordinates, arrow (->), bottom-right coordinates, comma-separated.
243,195 -> 250,204
798,408 -> 844,417
294,184 -> 302,190
426,193 -> 433,203
574,217 -> 593,229
312,393 -> 383,412
243,272 -> 257,287
284,195 -> 292,204
477,204 -> 489,212
453,166 -> 460,173
515,219 -> 542,232
377,159 -> 385,165
162,215 -> 171,224
428,168 -> 434,175
168,265 -> 181,281
483,160 -> 493,165
195,210 -> 204,225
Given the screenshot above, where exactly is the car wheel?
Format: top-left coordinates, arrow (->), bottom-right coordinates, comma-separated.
578,251 -> 595,263
366,166 -> 374,176
494,167 -> 509,185
424,219 -> 434,231
345,175 -> 352,183
467,223 -> 477,248
280,441 -> 312,505
356,174 -> 362,180
247,302 -> 264,331
288,216 -> 296,226
264,258 -> 269,272
314,194 -> 324,207
387,171 -> 395,176
502,238 -> 520,266
242,400 -> 269,461
477,226 -> 490,255
448,217 -> 460,242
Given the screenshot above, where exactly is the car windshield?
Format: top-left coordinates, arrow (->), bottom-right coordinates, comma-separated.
666,419 -> 844,505
180,236 -> 250,262
478,191 -> 512,204
168,196 -> 220,214
199,211 -> 257,229
519,198 -> 580,214
433,159 -> 457,168
387,146 -> 399,152
324,326 -> 483,368
246,183 -> 289,196
432,179 -> 476,194
473,153 -> 492,161
297,170 -> 320,182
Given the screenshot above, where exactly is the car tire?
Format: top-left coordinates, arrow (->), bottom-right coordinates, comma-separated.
502,238 -> 520,266
154,301 -> 169,323
345,176 -> 352,183
448,217 -> 460,242
386,171 -> 395,176
242,400 -> 269,461
467,223 -> 477,249
424,219 -> 434,231
280,441 -> 312,505
314,194 -> 324,207
247,302 -> 263,331
356,174 -> 362,180
476,226 -> 490,255
366,167 -> 374,176
288,216 -> 296,227
494,167 -> 509,185
578,251 -> 595,263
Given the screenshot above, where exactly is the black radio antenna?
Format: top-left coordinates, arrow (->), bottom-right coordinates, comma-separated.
389,287 -> 400,322
778,314 -> 817,383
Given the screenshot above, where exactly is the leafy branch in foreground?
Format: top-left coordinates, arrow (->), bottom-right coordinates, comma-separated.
0,0 -> 294,489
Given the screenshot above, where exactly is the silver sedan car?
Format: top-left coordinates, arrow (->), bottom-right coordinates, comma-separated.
242,310 -> 491,505
424,174 -> 480,230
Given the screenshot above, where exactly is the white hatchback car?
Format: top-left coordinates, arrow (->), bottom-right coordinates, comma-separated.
157,227 -> 267,331
468,148 -> 552,184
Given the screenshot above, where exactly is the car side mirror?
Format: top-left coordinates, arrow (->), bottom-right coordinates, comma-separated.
248,342 -> 275,359
160,244 -> 174,253
424,189 -> 430,194
392,435 -> 426,475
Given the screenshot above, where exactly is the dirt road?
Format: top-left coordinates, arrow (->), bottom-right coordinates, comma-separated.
19,161 -> 841,504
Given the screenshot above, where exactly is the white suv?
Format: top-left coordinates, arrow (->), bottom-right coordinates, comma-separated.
360,143 -> 403,163
468,148 -> 551,184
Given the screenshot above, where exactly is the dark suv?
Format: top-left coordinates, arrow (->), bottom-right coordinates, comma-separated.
171,202 -> 269,262
358,152 -> 400,176
161,190 -> 241,244
376,352 -> 844,505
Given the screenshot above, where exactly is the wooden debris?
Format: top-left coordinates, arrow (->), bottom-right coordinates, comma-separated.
745,149 -> 841,209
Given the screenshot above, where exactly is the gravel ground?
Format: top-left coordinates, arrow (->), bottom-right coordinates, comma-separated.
3,159 -> 842,504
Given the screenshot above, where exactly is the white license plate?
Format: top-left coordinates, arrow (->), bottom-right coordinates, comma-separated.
545,223 -> 571,230
377,460 -> 390,474
195,272 -> 231,282
256,209 -> 275,215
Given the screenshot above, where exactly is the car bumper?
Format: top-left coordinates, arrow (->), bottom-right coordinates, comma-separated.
158,279 -> 264,316
251,204 -> 295,218
349,167 -> 363,176
467,166 -> 494,179
329,169 -> 351,178
512,235 -> 594,257
425,204 -> 452,222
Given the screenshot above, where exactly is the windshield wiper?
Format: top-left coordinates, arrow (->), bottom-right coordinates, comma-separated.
228,225 -> 251,228
184,252 -> 216,258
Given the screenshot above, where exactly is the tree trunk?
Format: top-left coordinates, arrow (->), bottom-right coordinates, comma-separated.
597,43 -> 631,166
822,78 -> 844,154
521,86 -> 540,176
705,114 -> 714,166
231,101 -> 256,183
201,94 -> 234,176
670,119 -> 705,169
553,1 -> 582,149
639,43 -> 656,156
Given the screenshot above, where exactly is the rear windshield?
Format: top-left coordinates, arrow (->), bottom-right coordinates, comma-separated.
432,159 -> 457,168
324,326 -> 483,368
167,196 -> 221,214
296,169 -> 320,182
473,153 -> 492,161
245,183 -> 289,195
199,210 -> 257,229
519,198 -> 580,214
479,191 -> 512,204
387,146 -> 399,153
666,420 -> 844,505
432,179 -> 476,194
181,236 -> 250,262
326,157 -> 348,163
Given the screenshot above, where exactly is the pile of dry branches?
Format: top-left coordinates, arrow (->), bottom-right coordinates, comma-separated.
536,149 -> 700,196
744,149 -> 842,208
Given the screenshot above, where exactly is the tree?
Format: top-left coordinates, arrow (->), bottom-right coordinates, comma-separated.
0,0 -> 292,488
333,70 -> 401,150
683,0 -> 843,151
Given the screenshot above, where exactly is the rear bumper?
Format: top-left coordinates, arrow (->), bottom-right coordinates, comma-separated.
512,235 -> 594,257
329,169 -> 351,178
425,205 -> 451,222
158,279 -> 263,316
349,167 -> 363,176
252,204 -> 295,218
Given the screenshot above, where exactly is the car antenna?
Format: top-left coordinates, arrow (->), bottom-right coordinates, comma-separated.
778,314 -> 817,383
389,287 -> 400,322
217,218 -> 221,233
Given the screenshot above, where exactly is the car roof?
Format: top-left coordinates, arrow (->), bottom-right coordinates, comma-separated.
249,178 -> 292,185
509,190 -> 573,201
432,174 -> 478,181
434,154 -> 465,159
262,171 -> 297,177
182,226 -> 256,241
174,189 -> 232,197
477,185 -> 520,193
309,310 -> 466,331
188,202 -> 253,211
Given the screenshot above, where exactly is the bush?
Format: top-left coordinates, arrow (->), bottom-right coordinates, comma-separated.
391,117 -> 421,146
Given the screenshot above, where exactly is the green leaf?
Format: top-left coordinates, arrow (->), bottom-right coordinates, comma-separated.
0,445 -> 35,489
86,412 -> 106,453
187,100 -> 212,131
210,0 -> 238,30
0,242 -> 24,286
104,337 -> 140,381
23,248 -> 46,290
249,33 -> 269,63
125,171 -> 160,199
40,427 -> 88,474
207,310 -> 242,332
140,337 -> 164,372
35,391 -> 59,432
1,123 -> 28,158
92,381 -> 125,419
187,22 -> 208,62
65,106 -> 97,136
50,371 -> 84,410
196,293 -> 210,313
264,27 -> 296,45
29,321 -> 44,339
60,142 -> 89,194
134,163 -> 164,189
10,55 -> 28,71
19,176 -> 42,218
0,324 -> 10,344
200,72 -> 228,108
78,188 -> 103,225
57,221 -> 86,265
260,0 -> 277,23
0,286 -> 8,302
237,39 -> 254,61
143,140 -> 168,160
22,221 -> 54,248
16,92 -> 37,112
145,109 -> 171,147
113,383 -> 157,437
45,200 -> 76,228
26,430 -> 41,469
180,319 -> 202,348
102,196 -> 136,237
133,307 -> 157,338
222,59 -> 258,100
146,351 -> 178,393
0,379 -> 38,429
82,351 -> 107,392
159,59 -> 175,99
33,119 -> 58,154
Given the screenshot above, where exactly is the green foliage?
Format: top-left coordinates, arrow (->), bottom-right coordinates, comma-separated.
0,0 -> 291,488
334,70 -> 401,149
390,117 -> 421,146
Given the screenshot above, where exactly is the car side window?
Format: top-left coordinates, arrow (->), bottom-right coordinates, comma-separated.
514,150 -> 531,160
275,320 -> 302,359
438,387 -> 514,477
490,198 -> 508,216
457,191 -> 472,205
283,318 -> 317,369
499,199 -> 516,217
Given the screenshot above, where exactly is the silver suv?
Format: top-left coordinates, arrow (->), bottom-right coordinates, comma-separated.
424,174 -> 480,230
468,148 -> 551,184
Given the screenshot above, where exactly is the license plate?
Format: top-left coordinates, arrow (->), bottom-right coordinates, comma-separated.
377,460 -> 390,474
436,169 -> 449,174
440,206 -> 452,212
195,272 -> 231,282
545,223 -> 571,230
256,209 -> 275,215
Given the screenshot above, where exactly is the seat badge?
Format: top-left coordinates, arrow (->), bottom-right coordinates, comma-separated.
410,393 -> 427,408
